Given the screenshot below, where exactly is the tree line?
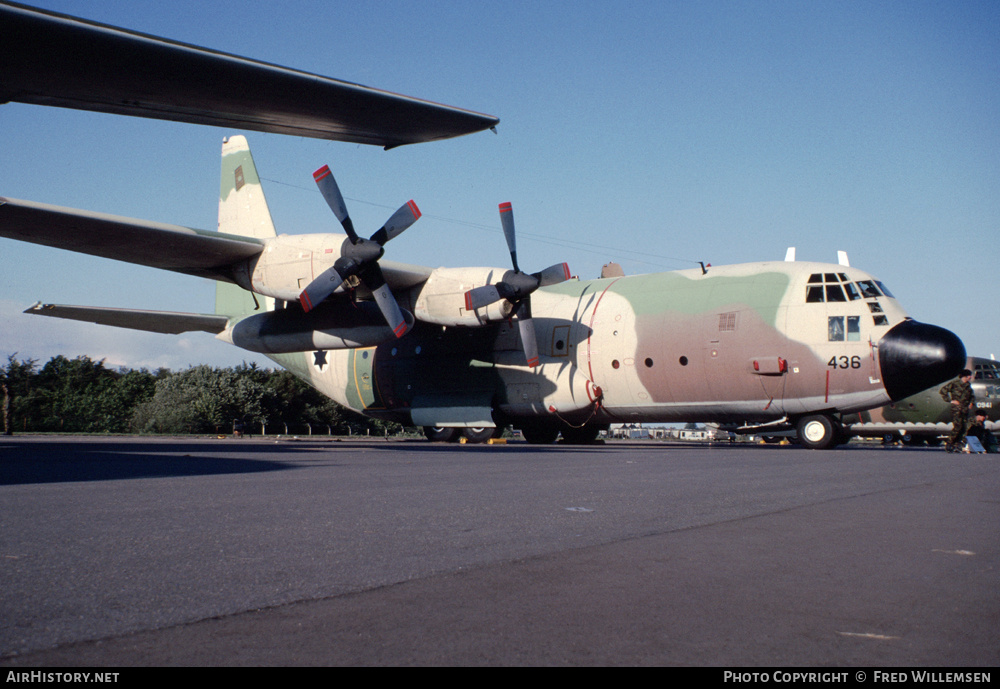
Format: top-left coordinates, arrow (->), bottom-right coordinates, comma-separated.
0,354 -> 402,436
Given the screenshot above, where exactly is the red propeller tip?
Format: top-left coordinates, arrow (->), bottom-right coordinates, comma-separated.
498,202 -> 512,213
313,166 -> 331,181
299,293 -> 314,312
407,200 -> 421,219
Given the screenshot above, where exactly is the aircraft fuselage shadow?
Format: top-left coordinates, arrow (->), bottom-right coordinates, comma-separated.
0,438 -> 311,486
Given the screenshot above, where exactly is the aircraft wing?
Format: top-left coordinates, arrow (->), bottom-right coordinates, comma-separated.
0,3 -> 499,148
0,197 -> 263,281
378,260 -> 435,292
24,303 -> 230,335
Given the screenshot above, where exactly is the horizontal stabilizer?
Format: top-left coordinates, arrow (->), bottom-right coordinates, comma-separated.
24,303 -> 229,335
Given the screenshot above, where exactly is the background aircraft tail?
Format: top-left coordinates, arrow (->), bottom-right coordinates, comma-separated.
215,136 -> 277,318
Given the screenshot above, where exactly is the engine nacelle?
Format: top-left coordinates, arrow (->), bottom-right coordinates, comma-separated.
412,266 -> 514,327
231,233 -> 349,302
218,301 -> 413,354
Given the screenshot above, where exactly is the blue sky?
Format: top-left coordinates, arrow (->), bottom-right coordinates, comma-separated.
2,0 -> 998,371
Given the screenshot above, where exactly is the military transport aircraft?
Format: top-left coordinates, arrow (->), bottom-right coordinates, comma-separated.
0,136 -> 967,448
0,2 -> 498,148
839,356 -> 1000,445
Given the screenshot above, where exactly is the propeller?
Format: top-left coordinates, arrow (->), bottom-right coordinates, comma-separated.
464,202 -> 571,367
300,165 -> 420,339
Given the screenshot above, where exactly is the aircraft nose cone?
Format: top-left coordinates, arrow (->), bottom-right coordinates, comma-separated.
878,320 -> 966,401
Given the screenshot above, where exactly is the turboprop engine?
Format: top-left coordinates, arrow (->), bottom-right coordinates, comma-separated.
229,165 -> 421,340
413,202 -> 572,367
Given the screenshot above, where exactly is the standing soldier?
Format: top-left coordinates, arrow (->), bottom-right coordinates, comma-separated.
939,369 -> 974,452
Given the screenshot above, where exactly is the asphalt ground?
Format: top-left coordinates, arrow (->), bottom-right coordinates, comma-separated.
0,435 -> 997,667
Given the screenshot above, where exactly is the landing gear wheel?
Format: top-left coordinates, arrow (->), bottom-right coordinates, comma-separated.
560,424 -> 602,444
423,426 -> 458,443
796,415 -> 842,450
520,424 -> 560,445
461,427 -> 496,444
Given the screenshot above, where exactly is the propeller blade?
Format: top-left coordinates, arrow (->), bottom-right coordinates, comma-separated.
313,165 -> 358,241
498,202 -> 519,273
369,200 -> 421,246
465,284 -> 503,311
515,301 -> 539,368
299,263 -> 347,313
533,262 -> 571,287
363,264 -> 410,338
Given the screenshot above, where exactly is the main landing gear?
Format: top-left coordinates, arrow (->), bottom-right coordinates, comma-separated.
422,426 -> 502,444
519,421 -> 605,445
423,422 -> 607,445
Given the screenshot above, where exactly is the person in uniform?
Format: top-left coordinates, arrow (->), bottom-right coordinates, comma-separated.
939,369 -> 974,452
966,409 -> 997,453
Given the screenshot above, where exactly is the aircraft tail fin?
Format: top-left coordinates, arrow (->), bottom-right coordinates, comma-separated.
215,135 -> 277,318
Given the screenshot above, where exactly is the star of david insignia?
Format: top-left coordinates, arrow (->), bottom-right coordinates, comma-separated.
312,350 -> 328,371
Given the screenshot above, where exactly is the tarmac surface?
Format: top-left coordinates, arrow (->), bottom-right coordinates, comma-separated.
0,435 -> 997,667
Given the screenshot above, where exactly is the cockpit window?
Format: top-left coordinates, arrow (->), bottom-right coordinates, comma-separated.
825,285 -> 847,302
856,280 -> 882,298
828,316 -> 861,342
828,317 -> 845,341
808,274 -> 892,303
975,362 -> 1000,380
875,281 -> 894,298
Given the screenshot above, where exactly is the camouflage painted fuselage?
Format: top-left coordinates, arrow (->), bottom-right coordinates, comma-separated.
268,259 -> 917,428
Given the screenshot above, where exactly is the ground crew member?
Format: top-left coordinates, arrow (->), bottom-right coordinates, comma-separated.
966,410 -> 997,453
939,369 -> 974,452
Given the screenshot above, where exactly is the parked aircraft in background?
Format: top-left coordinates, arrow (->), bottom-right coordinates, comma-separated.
1,137 -> 966,448
840,356 -> 1000,444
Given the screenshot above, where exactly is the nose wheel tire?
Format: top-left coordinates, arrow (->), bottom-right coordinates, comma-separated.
796,415 -> 843,450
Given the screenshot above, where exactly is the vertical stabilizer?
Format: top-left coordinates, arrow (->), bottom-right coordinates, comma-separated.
215,136 -> 276,317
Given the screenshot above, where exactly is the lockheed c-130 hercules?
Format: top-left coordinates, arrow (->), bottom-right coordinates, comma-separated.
1,136 -> 967,449
0,3 -> 967,448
